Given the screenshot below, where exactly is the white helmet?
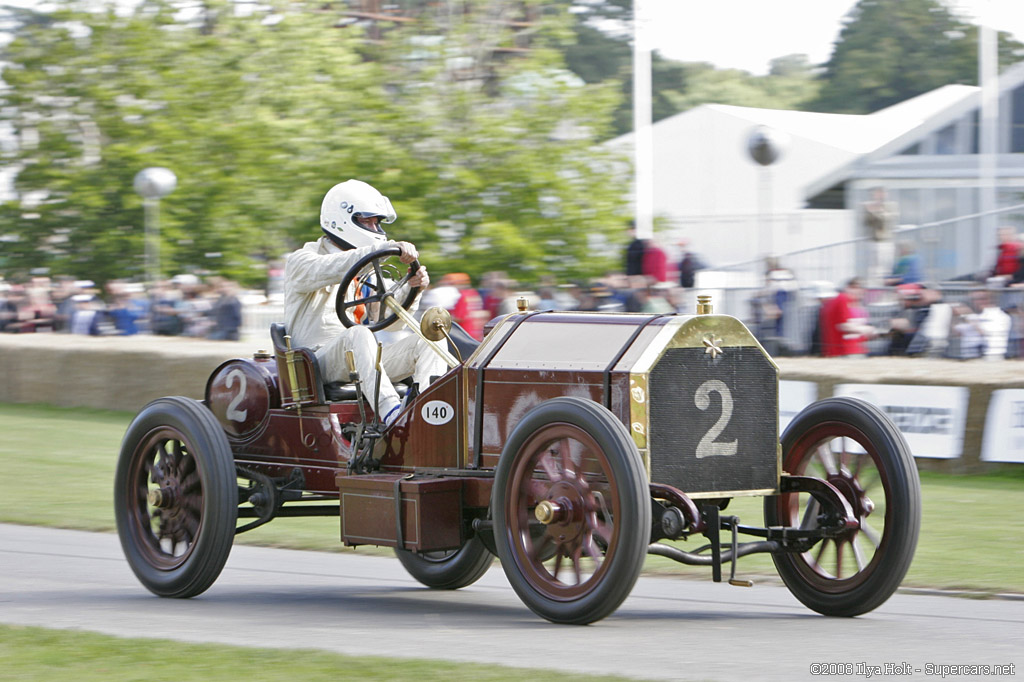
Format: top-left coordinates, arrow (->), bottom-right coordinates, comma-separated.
320,179 -> 396,250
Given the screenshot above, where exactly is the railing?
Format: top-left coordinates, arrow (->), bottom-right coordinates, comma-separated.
711,202 -> 1024,285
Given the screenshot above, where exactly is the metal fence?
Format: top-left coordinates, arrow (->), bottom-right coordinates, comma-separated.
712,202 -> 1024,285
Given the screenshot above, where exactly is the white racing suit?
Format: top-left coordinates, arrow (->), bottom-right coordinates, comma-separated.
283,237 -> 448,421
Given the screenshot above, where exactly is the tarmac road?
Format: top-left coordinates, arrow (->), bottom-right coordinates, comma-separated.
1,523 -> 1020,682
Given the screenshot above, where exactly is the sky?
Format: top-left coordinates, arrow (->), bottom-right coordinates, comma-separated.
642,0 -> 1024,75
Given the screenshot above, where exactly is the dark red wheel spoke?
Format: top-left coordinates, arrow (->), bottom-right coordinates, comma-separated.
156,442 -> 172,469
851,451 -> 865,478
145,458 -> 161,485
526,479 -> 549,504
835,539 -> 845,579
815,444 -> 838,475
799,495 -> 821,530
181,472 -> 201,494
551,549 -> 565,580
537,450 -> 561,483
813,539 -> 828,567
531,534 -> 555,561
593,517 -> 613,544
570,547 -> 584,584
851,536 -> 867,571
581,530 -> 602,561
557,437 -> 575,479
860,519 -> 882,548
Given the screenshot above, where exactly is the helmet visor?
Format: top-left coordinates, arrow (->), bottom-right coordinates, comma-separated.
353,212 -> 388,235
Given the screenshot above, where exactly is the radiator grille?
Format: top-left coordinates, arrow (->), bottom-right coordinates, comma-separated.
648,347 -> 777,494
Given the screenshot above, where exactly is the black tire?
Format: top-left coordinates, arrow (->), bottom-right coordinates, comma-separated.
394,536 -> 493,589
114,396 -> 237,598
764,397 -> 920,617
492,397 -> 651,624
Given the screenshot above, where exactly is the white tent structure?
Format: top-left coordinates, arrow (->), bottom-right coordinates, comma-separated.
608,84 -> 981,276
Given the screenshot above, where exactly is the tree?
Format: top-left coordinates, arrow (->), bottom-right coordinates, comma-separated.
810,0 -> 1024,114
556,1 -> 819,135
0,0 -> 630,286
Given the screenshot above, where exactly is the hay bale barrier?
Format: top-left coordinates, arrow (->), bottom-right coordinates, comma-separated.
0,333 -> 257,412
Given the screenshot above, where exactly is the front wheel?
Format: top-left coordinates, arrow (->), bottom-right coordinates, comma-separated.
114,397 -> 237,598
394,536 -> 493,589
492,397 -> 651,625
764,397 -> 920,616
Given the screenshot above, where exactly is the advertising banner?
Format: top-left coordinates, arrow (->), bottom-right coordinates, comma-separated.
981,389 -> 1024,463
833,383 -> 969,459
780,380 -> 817,434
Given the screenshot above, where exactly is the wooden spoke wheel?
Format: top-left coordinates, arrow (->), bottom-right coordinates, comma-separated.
765,397 -> 920,617
114,397 -> 237,598
493,397 -> 650,624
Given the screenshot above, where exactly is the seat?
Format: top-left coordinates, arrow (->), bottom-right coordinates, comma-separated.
446,320 -> 481,360
270,323 -> 328,406
269,323 -> 408,405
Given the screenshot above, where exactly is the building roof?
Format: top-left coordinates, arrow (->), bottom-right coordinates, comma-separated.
706,84 -> 978,157
607,80 -> 983,215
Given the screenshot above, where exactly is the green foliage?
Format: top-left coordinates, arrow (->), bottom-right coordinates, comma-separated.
0,0 -> 630,287
651,60 -> 820,120
810,0 -> 1024,114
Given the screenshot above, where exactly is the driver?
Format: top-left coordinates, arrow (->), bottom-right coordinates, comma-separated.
283,179 -> 447,427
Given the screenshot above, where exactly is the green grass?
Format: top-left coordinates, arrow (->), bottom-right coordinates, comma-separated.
1,402 -> 1022,592
0,624 -> 637,682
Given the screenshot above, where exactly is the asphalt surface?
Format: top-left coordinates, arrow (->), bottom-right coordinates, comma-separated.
1,524 -> 1020,681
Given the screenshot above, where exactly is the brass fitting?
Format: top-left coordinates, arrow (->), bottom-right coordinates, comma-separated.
535,500 -> 561,525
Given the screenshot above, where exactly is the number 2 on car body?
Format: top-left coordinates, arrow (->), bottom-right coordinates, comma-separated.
225,368 -> 248,423
694,379 -> 737,459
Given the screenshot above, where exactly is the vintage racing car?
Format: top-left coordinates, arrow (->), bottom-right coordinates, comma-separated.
114,247 -> 921,624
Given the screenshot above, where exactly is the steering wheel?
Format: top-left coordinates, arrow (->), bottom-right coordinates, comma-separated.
335,246 -> 421,331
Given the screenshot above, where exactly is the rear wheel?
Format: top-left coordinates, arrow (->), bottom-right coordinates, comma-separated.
765,397 -> 920,616
493,397 -> 650,624
394,537 -> 493,589
114,397 -> 237,598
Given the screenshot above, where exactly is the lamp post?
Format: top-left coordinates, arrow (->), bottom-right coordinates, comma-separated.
747,126 -> 787,264
133,167 -> 177,284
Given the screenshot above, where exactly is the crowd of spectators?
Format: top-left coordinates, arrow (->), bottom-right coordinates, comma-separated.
0,274 -> 243,340
6,224 -> 1024,361
805,224 -> 1024,361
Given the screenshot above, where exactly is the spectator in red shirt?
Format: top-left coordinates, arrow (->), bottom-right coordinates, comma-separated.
642,239 -> 668,283
820,278 -> 876,357
992,226 -> 1021,280
444,272 -> 485,340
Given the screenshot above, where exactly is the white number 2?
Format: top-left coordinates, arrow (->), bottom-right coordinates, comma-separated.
225,369 -> 248,422
694,379 -> 737,459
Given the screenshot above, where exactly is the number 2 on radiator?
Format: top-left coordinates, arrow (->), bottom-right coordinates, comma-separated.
694,379 -> 737,459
